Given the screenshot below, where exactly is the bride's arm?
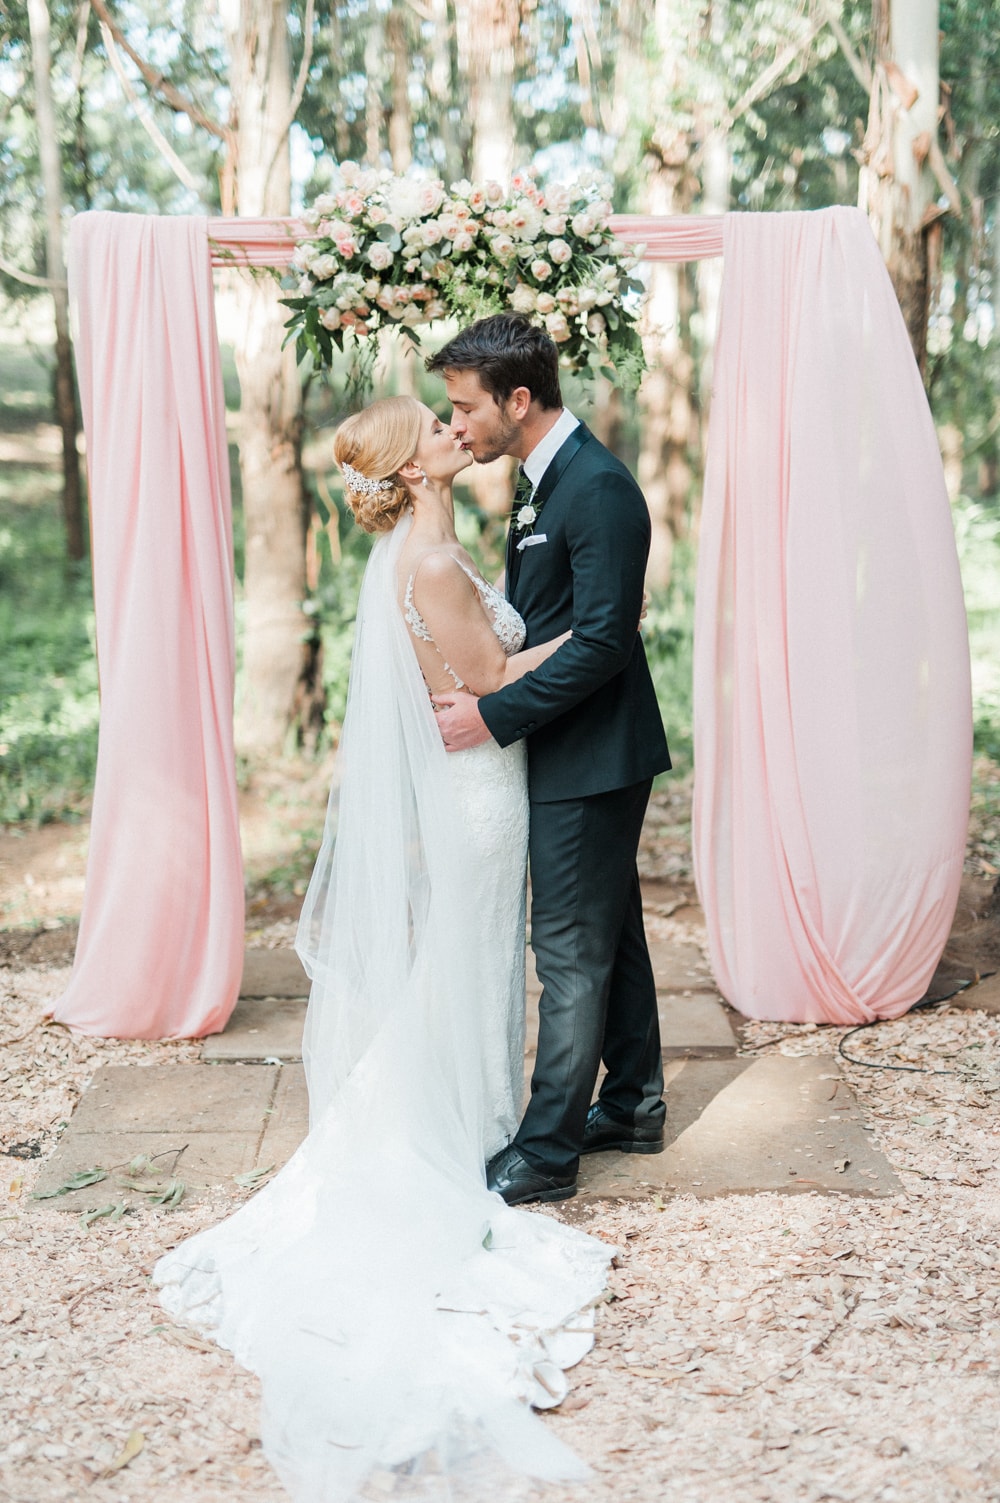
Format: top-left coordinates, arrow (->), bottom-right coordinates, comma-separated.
409,554 -> 568,697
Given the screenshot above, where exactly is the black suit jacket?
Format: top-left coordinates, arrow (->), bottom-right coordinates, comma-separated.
478,423 -> 670,803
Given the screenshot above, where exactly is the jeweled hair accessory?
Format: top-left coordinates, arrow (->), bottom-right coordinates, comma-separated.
341,460 -> 394,497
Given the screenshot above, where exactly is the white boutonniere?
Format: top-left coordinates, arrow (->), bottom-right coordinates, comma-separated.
516,503 -> 538,531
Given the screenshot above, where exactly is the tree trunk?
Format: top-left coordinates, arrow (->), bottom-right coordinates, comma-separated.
451,0 -> 522,516
428,0 -> 463,183
228,0 -> 318,754
458,0 -> 518,184
27,0 -> 85,563
859,0 -> 941,370
638,167 -> 698,587
387,4 -> 412,173
364,0 -> 383,166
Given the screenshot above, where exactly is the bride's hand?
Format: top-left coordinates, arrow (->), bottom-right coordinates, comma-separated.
638,589 -> 649,632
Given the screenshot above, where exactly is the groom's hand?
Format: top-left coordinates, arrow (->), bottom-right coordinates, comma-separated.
432,692 -> 493,751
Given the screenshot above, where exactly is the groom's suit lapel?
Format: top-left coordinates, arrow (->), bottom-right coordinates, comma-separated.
507,423 -> 594,601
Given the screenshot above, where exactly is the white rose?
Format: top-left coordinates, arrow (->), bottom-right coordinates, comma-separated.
510,202 -> 544,242
571,211 -> 597,237
451,229 -> 475,253
544,184 -> 572,215
425,298 -> 448,319
449,178 -> 473,199
516,504 -> 537,528
510,284 -> 537,313
400,303 -> 422,325
364,278 -> 381,297
576,286 -> 598,310
421,220 -> 444,246
543,215 -> 567,236
376,287 -> 396,311
467,187 -> 487,212
310,253 -> 337,280
535,292 -> 557,314
545,311 -> 571,342
419,181 -> 446,215
312,192 -> 338,216
490,233 -> 517,262
438,215 -> 463,241
484,180 -> 506,208
531,259 -> 552,282
319,307 -> 342,331
491,209 -> 510,230
547,238 -> 572,265
586,312 -> 607,336
367,242 -> 394,271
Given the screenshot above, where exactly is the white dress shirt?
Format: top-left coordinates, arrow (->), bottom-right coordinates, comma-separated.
521,408 -> 580,495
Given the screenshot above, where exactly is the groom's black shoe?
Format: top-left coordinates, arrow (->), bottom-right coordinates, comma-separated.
486,1144 -> 577,1206
581,1101 -> 665,1155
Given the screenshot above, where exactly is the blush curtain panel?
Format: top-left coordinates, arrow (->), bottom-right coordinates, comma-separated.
56,213 -> 244,1039
56,205 -> 970,1038
692,208 -> 971,1024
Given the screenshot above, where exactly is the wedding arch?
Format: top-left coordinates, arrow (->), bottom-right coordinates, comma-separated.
54,205 -> 972,1039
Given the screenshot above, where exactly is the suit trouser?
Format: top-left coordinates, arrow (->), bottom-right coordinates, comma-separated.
514,778 -> 665,1178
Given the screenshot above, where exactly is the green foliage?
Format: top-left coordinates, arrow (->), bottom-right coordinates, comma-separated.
641,543 -> 696,778
0,467 -> 99,826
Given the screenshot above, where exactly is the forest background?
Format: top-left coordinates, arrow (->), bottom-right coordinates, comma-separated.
1,0 -> 999,904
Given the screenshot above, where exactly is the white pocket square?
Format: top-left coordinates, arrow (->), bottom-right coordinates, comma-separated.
516,532 -> 548,552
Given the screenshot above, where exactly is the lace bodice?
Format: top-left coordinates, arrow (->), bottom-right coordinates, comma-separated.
403,555 -> 526,689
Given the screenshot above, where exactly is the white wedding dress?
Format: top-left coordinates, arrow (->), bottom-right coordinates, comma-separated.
154,516 -> 611,1502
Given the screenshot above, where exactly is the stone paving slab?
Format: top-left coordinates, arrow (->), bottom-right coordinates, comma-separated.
240,947 -> 309,999
258,1064 -> 308,1168
32,1064 -> 280,1211
659,995 -> 737,1056
951,970 -> 1000,1013
202,997 -> 306,1062
647,939 -> 717,994
69,1062 -> 276,1134
30,1131 -> 261,1214
207,956 -> 737,1063
576,1054 -> 898,1201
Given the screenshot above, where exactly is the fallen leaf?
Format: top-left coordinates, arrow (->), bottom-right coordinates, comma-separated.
102,1429 -> 144,1476
32,1167 -> 107,1200
81,1201 -> 127,1228
233,1165 -> 276,1190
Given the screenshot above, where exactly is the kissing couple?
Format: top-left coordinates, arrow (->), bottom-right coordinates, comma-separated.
156,313 -> 671,1502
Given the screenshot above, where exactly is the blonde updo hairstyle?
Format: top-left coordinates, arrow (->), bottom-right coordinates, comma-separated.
333,396 -> 423,534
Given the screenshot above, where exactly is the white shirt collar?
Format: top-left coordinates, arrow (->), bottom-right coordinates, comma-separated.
522,408 -> 580,492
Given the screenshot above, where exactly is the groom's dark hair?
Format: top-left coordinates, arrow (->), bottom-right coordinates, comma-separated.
426,313 -> 562,410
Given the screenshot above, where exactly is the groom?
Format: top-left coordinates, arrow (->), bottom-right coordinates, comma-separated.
428,313 -> 671,1206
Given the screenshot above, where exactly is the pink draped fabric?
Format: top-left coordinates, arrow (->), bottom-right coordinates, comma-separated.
204,214 -> 723,268
692,207 -> 972,1024
56,213 -> 244,1039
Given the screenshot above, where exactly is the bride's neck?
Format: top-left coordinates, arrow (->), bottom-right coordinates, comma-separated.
408,483 -> 457,543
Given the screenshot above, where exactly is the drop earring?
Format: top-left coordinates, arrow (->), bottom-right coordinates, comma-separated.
421,470 -> 429,487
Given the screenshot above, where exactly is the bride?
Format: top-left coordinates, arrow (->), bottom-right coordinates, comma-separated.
155,395 -> 612,1502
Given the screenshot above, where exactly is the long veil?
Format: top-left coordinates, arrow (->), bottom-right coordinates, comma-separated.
155,516 -> 611,1502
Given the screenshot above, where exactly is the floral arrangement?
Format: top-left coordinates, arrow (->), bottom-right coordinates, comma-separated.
282,164 -> 646,393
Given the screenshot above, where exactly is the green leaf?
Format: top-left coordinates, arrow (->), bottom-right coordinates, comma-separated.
233,1165 -> 276,1190
80,1200 -> 126,1227
32,1167 -> 107,1200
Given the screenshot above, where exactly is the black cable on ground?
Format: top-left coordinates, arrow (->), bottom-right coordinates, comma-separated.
837,975 -> 996,1074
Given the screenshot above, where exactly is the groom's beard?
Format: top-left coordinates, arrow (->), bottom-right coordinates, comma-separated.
468,411 -> 520,466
